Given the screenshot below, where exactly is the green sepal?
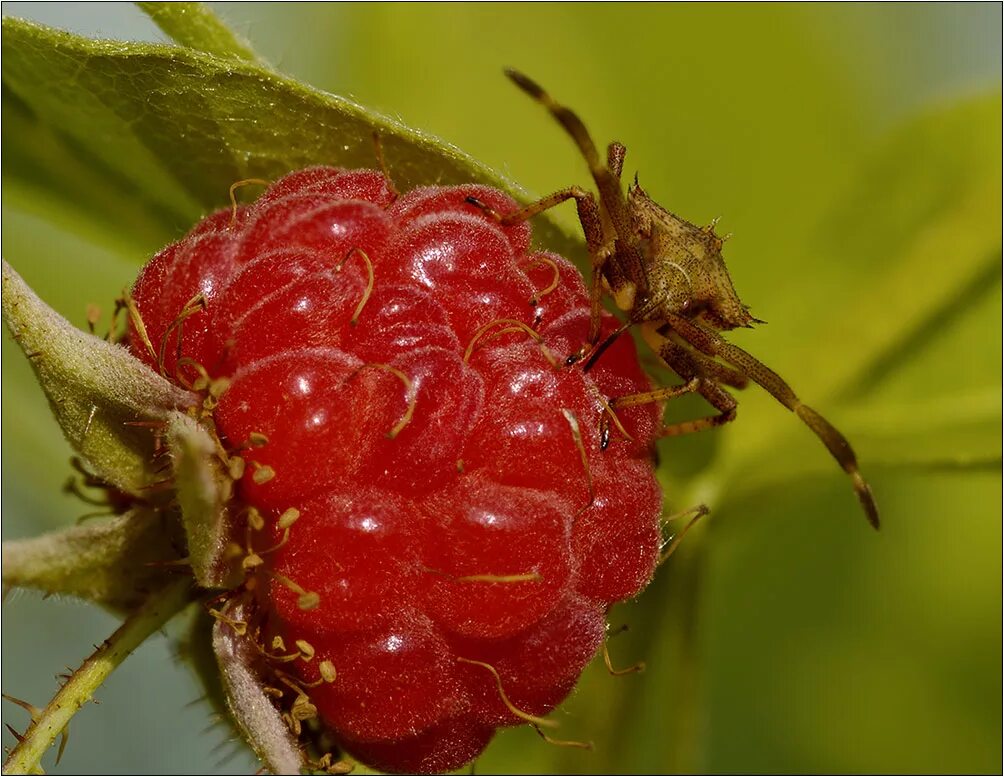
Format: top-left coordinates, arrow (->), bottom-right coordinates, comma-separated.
212,599 -> 307,774
166,410 -> 243,590
2,260 -> 199,495
1,507 -> 186,611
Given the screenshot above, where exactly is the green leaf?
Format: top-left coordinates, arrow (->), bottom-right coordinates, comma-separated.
1,508 -> 184,611
660,94 -> 1001,775
2,87 -> 181,256
1,17 -> 579,261
710,95 -> 1002,514
821,95 -> 1002,404
2,260 -> 198,495
166,411 -> 242,590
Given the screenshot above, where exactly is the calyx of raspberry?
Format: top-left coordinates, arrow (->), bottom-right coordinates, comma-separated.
1,261 -> 199,496
128,166 -> 665,773
1,261 -> 208,611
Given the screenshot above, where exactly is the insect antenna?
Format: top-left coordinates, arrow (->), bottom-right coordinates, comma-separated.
504,68 -> 649,296
667,313 -> 879,528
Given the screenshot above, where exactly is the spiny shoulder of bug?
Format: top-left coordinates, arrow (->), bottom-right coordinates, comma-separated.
619,173 -> 761,334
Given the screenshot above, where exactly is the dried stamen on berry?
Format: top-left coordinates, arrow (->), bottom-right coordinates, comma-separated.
290,695 -> 317,720
456,657 -> 557,729
561,408 -> 594,511
277,508 -> 300,529
274,666 -> 326,695
422,566 -> 543,586
228,456 -> 246,480
85,304 -> 101,334
370,131 -> 399,199
258,634 -> 318,667
349,363 -> 416,439
318,660 -> 337,684
175,356 -> 211,392
254,507 -> 301,556
208,376 -> 231,400
209,607 -> 248,636
268,571 -> 321,611
531,723 -> 594,751
228,178 -> 269,226
228,433 -> 266,456
281,686 -> 320,736
601,641 -> 645,676
242,511 -> 265,562
311,751 -> 352,775
260,642 -> 302,664
106,296 -> 128,342
454,571 -> 542,584
246,507 -> 265,532
658,505 -> 709,565
463,318 -> 556,366
158,293 -> 207,378
254,518 -> 298,560
336,247 -> 376,325
252,462 -> 276,485
123,290 -> 157,365
521,255 -> 562,306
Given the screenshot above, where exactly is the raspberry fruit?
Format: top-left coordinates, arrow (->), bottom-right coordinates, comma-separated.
130,167 -> 663,773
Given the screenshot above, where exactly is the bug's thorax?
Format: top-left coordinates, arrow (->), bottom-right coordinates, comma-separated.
624,182 -> 758,331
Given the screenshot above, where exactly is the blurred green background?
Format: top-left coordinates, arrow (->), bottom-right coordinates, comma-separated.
2,3 -> 1000,773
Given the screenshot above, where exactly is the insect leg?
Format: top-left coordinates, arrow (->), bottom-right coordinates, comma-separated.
652,325 -> 750,390
598,374 -> 701,451
608,377 -> 700,411
665,313 -> 879,528
686,353 -> 749,390
604,336 -> 737,436
659,378 -> 738,436
505,69 -> 649,295
505,69 -> 626,227
607,142 -> 627,180
467,186 -> 592,227
468,188 -> 613,350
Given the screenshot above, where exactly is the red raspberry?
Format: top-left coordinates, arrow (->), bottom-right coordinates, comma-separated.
130,167 -> 663,773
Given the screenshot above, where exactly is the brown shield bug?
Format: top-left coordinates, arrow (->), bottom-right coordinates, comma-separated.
468,69 -> 878,529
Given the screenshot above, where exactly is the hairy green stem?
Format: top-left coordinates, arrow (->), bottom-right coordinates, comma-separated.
3,577 -> 195,774
137,2 -> 263,64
